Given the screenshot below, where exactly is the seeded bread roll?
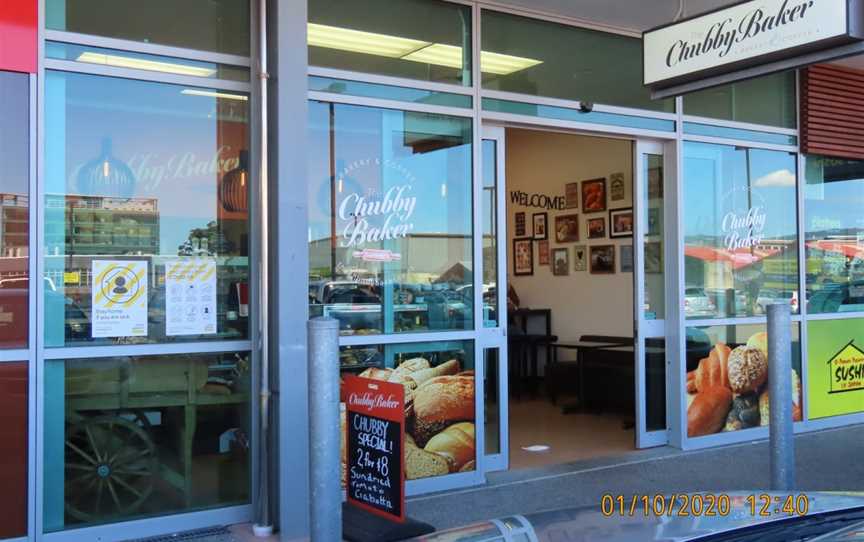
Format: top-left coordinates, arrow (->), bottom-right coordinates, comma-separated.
727,346 -> 768,394
413,375 -> 475,446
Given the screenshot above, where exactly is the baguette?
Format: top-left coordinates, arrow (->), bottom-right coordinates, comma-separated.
405,359 -> 460,388
413,375 -> 475,446
687,386 -> 732,437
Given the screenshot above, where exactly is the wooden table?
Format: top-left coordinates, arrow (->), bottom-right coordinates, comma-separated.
510,333 -> 558,398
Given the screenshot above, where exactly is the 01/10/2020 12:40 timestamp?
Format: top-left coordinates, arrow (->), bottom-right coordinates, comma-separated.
599,493 -> 810,517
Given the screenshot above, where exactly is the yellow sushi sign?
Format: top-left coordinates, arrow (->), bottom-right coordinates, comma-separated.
808,319 -> 864,419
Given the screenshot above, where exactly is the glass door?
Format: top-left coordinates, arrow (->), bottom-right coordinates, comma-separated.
479,126 -> 508,471
634,140 -> 673,448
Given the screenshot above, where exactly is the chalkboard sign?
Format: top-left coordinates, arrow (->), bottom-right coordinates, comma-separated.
344,375 -> 405,523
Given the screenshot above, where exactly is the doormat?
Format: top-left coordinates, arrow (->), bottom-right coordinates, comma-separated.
343,503 -> 435,542
123,526 -> 236,542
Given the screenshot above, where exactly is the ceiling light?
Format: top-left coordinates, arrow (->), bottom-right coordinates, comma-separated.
481,51 -> 543,75
181,89 -> 249,101
308,23 -> 430,58
77,52 -> 216,77
403,43 -> 465,69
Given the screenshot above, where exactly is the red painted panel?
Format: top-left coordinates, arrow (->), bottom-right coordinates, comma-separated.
0,0 -> 37,73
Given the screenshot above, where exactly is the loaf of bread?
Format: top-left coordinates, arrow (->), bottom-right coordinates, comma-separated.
727,346 -> 768,394
687,386 -> 732,437
459,460 -> 476,472
413,375 -> 475,446
424,422 -> 475,471
358,367 -> 393,381
687,343 -> 732,393
390,358 -> 430,382
759,369 -> 802,425
405,432 -> 449,480
403,359 -> 461,389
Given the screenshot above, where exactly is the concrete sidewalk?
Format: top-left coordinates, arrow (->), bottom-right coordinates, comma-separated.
406,424 -> 864,530
136,424 -> 864,540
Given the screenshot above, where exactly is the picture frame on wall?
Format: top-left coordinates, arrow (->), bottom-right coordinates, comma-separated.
645,241 -> 663,274
587,217 -> 606,239
532,212 -> 548,240
609,207 -> 634,238
573,245 -> 587,272
515,212 -> 526,237
554,214 -> 579,243
610,173 -> 626,201
538,240 -> 550,266
565,182 -> 580,209
590,245 -> 616,275
581,178 -> 607,213
552,248 -> 569,276
620,245 -> 633,273
513,238 -> 533,276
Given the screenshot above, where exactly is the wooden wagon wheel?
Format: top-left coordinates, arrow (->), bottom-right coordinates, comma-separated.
64,415 -> 158,522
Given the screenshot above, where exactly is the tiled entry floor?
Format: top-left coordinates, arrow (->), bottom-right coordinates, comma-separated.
508,398 -> 634,469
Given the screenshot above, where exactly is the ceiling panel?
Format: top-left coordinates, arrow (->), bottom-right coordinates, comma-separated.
485,0 -> 740,32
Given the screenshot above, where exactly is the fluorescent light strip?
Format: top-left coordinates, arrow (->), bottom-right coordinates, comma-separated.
77,52 -> 217,78
308,23 -> 430,58
308,23 -> 543,75
181,89 -> 249,101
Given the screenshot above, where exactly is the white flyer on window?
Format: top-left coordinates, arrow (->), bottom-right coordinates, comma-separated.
92,260 -> 148,338
165,259 -> 217,336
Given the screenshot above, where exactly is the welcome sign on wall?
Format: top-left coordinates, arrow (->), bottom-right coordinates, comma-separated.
644,0 -> 864,95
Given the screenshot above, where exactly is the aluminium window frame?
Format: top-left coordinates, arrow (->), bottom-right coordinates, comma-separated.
33,1 -> 261,540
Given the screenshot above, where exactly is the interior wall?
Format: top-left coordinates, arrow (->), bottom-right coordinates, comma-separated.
506,128 -> 634,340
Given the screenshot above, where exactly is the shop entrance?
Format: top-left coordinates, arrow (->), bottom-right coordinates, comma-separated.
482,126 -> 671,472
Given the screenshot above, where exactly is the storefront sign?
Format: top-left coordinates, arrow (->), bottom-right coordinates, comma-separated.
644,0 -> 864,92
165,259 -> 217,336
344,375 -> 405,523
808,318 -> 864,419
509,191 -> 566,210
91,260 -> 148,338
722,206 -> 767,250
0,0 -> 36,74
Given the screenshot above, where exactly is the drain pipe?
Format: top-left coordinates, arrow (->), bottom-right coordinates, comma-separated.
253,0 -> 273,536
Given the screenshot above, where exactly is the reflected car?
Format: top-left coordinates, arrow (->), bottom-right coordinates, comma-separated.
756,290 -> 799,314
407,492 -> 864,542
809,280 -> 864,313
684,287 -> 716,318
44,290 -> 91,340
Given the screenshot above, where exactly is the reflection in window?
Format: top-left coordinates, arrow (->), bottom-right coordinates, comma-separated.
683,71 -> 797,129
0,362 -> 28,539
482,140 -> 498,327
683,142 -> 799,319
338,341 -> 475,481
0,72 -> 30,349
481,10 -> 674,112
46,0 -> 250,56
308,101 -> 473,336
309,0 -> 472,86
43,352 -> 250,531
44,72 -> 250,347
805,156 -> 864,314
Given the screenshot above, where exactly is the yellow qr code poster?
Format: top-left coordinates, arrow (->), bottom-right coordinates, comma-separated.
91,260 -> 148,338
165,259 -> 217,336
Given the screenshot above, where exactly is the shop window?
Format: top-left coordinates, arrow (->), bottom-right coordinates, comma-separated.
43,352 -> 250,531
46,0 -> 250,56
683,71 -> 797,129
804,156 -> 864,314
44,71 -> 250,347
308,101 -> 473,336
481,10 -> 674,113
308,0 -> 472,87
685,324 -> 801,438
683,142 -> 799,320
0,362 -> 28,539
0,72 -> 30,349
807,318 -> 864,420
339,341 -> 475,482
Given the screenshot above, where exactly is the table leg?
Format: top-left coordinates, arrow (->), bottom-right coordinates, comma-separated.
560,348 -> 582,415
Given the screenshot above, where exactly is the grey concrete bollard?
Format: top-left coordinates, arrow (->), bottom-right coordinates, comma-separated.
767,303 -> 795,491
308,317 -> 342,541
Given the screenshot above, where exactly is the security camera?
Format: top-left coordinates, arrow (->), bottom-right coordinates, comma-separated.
579,102 -> 594,113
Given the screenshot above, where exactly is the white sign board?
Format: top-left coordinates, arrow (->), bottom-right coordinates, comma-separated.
644,0 -> 851,86
92,260 -> 148,338
165,259 -> 217,336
